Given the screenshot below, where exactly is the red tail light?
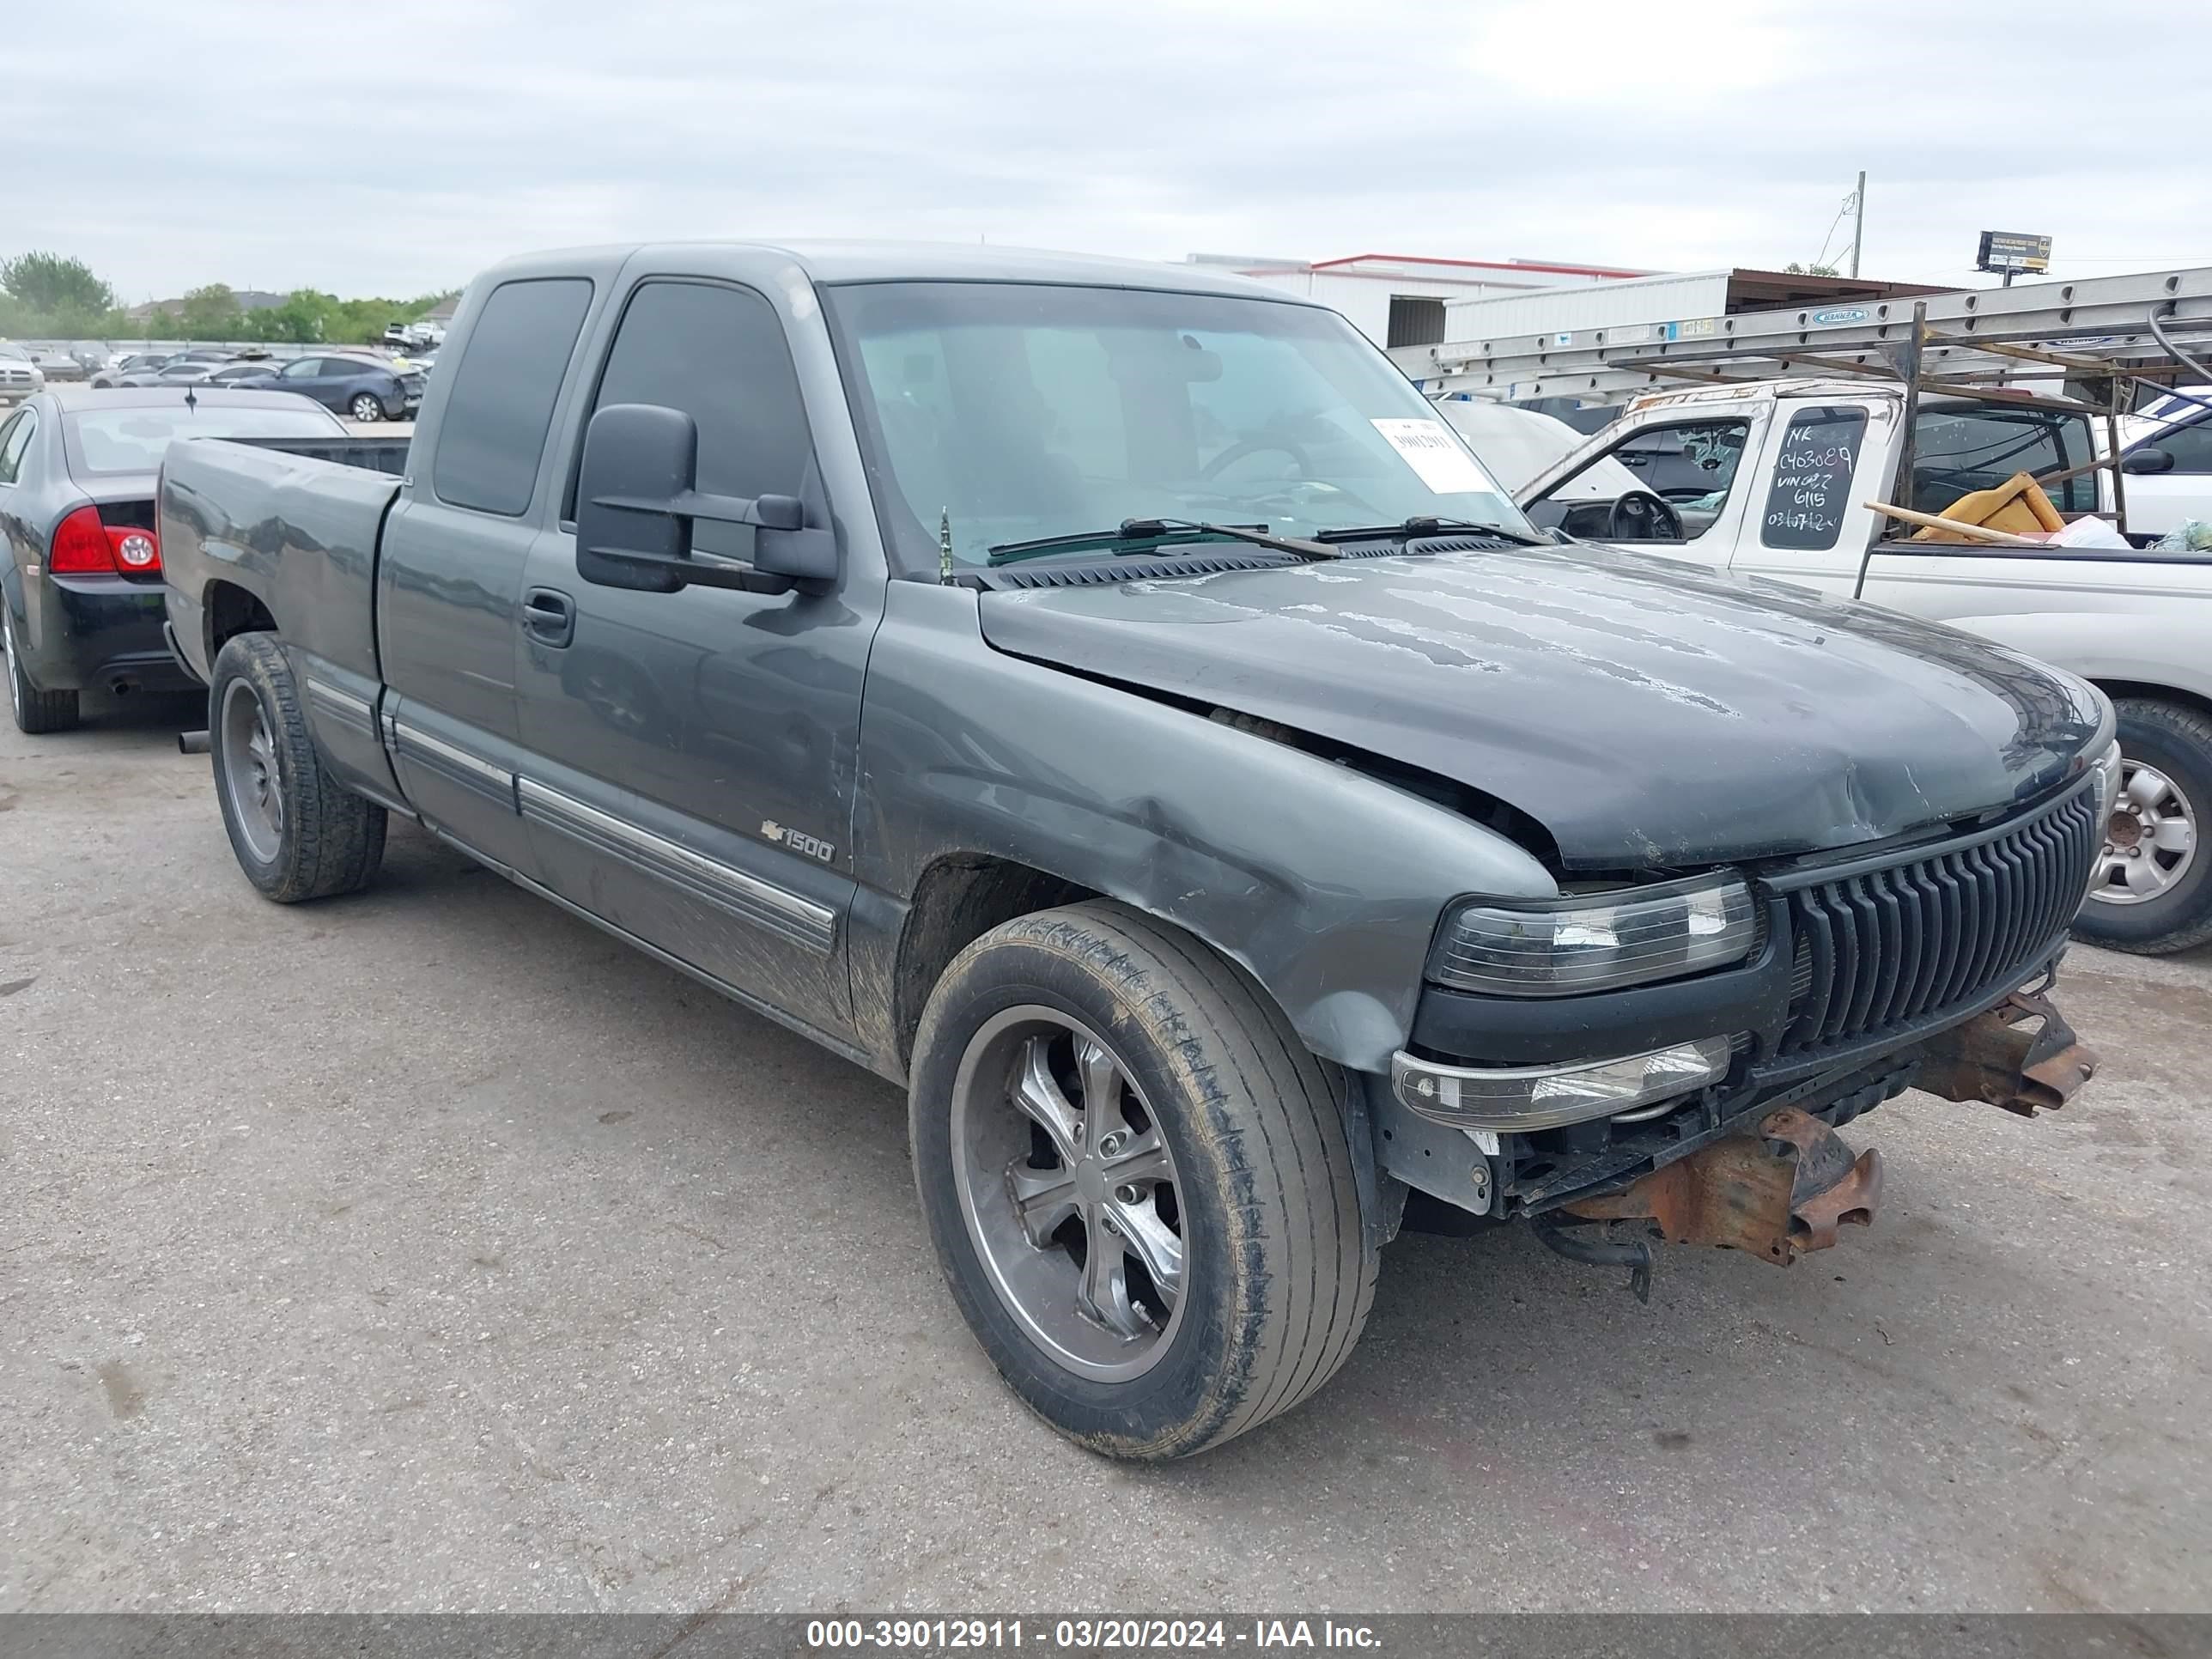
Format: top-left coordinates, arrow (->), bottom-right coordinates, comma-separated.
111,526 -> 161,574
46,508 -> 159,575
49,506 -> 114,573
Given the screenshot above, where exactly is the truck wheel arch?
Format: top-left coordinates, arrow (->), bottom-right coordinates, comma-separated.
2089,678 -> 2212,726
881,846 -> 1411,1091
204,580 -> 277,665
889,854 -> 1098,1074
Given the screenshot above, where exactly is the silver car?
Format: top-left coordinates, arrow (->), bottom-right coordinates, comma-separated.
0,343 -> 46,406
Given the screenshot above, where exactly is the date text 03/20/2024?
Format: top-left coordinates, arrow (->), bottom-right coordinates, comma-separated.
804,1619 -> 1382,1650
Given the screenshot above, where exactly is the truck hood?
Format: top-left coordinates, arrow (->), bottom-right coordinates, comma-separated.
975,548 -> 2106,870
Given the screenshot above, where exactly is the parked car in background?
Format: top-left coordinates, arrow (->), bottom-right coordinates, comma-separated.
0,344 -> 46,406
1437,398 -> 1623,495
0,386 -> 348,732
69,343 -> 112,376
89,353 -> 172,388
118,360 -> 231,388
30,347 -> 88,383
204,362 -> 289,388
228,352 -> 422,422
2117,388 -> 2212,543
1510,378 -> 2212,953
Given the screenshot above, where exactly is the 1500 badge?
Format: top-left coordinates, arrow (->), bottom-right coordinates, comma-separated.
762,820 -> 836,862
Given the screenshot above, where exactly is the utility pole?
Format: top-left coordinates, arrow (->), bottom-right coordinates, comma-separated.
1849,170 -> 1866,277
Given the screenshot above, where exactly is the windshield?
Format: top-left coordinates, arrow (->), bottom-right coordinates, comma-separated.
64,406 -> 343,476
822,282 -> 1533,570
0,344 -> 30,362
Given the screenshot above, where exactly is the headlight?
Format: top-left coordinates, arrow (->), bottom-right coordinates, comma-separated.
1391,1036 -> 1735,1131
1428,873 -> 1758,996
2092,738 -> 2124,824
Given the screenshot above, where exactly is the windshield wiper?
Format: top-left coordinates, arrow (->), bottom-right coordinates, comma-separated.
987,518 -> 1339,566
1310,516 -> 1554,548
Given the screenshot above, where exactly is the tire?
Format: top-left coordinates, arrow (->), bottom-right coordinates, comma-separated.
348,393 -> 383,423
209,632 -> 386,902
2072,696 -> 2212,954
909,901 -> 1376,1460
3,605 -> 78,734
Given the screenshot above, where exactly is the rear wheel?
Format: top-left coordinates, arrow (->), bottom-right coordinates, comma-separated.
210,632 -> 386,902
3,605 -> 78,734
2074,696 -> 2212,954
910,902 -> 1376,1460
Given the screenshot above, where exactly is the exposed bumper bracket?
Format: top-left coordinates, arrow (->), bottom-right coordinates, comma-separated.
1561,1105 -> 1883,1267
1912,988 -> 2099,1117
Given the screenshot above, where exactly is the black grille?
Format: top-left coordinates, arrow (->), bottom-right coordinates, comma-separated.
1778,781 -> 2099,1058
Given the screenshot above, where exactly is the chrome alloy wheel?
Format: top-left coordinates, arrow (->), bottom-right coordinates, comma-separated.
220,678 -> 284,862
949,1006 -> 1189,1382
2093,757 -> 2197,905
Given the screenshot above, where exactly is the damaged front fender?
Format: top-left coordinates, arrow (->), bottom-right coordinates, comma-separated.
849,580 -> 1561,1077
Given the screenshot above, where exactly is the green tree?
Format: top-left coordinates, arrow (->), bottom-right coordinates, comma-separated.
1784,260 -> 1840,276
0,251 -> 114,314
178,283 -> 245,341
253,290 -> 330,344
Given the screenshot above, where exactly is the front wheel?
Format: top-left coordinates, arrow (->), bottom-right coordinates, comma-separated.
348,392 -> 384,423
210,632 -> 387,902
2074,696 -> 2212,954
910,902 -> 1376,1460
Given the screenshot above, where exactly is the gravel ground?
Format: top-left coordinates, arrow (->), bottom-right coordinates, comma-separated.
2,694 -> 2207,1613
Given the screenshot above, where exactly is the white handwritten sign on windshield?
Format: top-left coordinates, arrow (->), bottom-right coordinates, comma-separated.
1761,406 -> 1869,550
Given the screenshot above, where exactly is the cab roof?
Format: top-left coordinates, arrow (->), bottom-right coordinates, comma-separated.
475,240 -> 1299,301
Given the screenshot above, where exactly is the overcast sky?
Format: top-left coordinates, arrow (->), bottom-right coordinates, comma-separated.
9,0 -> 2203,303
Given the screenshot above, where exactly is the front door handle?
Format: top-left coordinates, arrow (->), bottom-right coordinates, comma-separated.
522,586 -> 575,647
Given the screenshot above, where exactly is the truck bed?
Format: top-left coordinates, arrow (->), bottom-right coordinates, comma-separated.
158,437 -> 403,690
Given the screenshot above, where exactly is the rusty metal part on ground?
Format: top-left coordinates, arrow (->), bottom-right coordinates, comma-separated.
1564,1106 -> 1883,1267
1913,988 -> 2099,1117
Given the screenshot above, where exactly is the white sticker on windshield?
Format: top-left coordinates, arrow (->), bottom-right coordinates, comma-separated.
1370,417 -> 1498,495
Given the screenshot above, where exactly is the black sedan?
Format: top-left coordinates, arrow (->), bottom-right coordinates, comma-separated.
0,386 -> 347,732
228,352 -> 422,422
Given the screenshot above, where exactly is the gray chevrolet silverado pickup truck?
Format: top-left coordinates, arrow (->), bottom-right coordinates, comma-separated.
160,243 -> 2115,1459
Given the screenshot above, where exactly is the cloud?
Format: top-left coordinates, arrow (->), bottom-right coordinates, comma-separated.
2,0 -> 2197,302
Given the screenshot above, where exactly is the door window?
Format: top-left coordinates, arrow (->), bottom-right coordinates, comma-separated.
579,280 -> 813,560
2142,416 -> 2212,473
279,359 -> 319,380
431,276 -> 595,517
1911,404 -> 2096,514
0,409 -> 33,483
1527,416 -> 1752,542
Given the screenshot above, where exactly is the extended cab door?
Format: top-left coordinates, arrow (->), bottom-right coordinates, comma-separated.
509,264 -> 875,1044
1517,400 -> 1768,569
376,273 -> 602,876
1720,393 -> 1893,599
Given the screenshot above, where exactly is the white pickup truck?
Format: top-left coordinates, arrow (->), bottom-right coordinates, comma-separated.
1463,380 -> 2212,954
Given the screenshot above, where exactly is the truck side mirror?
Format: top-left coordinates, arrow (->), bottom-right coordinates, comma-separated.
2120,446 -> 2176,476
574,402 -> 837,596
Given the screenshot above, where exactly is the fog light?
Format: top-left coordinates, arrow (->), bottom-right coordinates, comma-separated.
1390,1036 -> 1734,1132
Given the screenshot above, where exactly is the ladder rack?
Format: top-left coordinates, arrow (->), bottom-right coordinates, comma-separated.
1405,264 -> 2212,410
